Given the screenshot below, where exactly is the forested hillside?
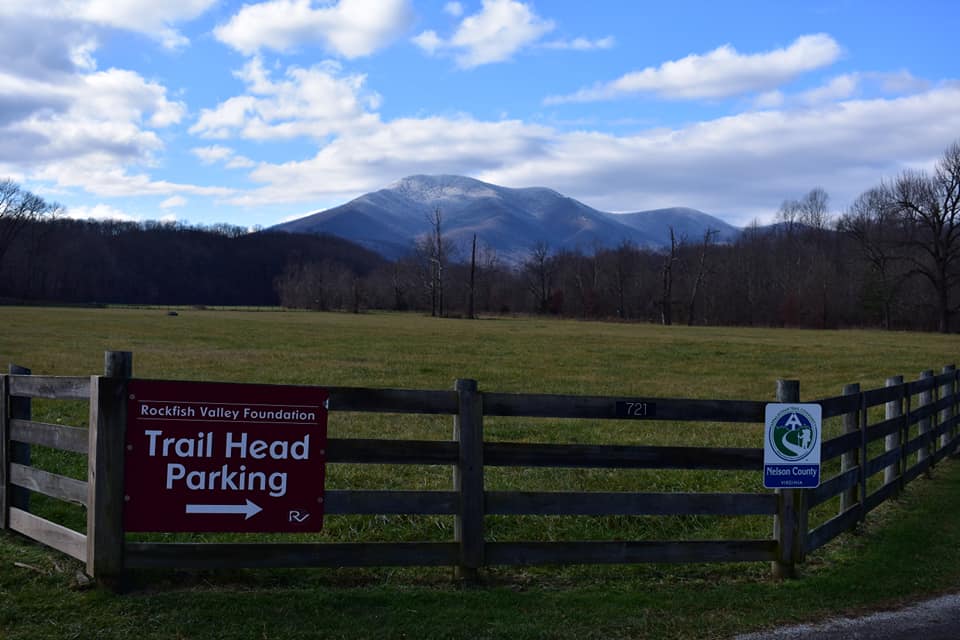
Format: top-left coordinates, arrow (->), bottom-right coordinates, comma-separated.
2,141 -> 958,332
0,216 -> 384,306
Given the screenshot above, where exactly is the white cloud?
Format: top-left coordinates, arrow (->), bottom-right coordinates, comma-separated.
192,145 -> 235,164
443,2 -> 464,17
66,203 -> 139,222
34,155 -> 234,199
545,34 -> 842,104
214,0 -> 413,57
190,57 -> 381,141
754,90 -> 785,109
1,65 -> 185,168
542,36 -> 615,51
411,30 -> 443,55
229,86 -> 960,226
225,155 -> 256,169
413,0 -> 555,68
0,0 -> 216,50
191,144 -> 256,169
875,70 -> 929,94
232,116 -> 552,206
799,74 -> 859,105
160,195 -> 187,208
757,71 -> 932,110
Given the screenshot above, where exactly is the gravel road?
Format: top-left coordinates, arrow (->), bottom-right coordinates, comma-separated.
733,592 -> 960,639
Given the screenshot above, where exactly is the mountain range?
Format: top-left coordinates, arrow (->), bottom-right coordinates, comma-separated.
273,175 -> 741,262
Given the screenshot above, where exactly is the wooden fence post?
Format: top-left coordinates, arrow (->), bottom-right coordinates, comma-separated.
8,364 -> 31,512
772,379 -> 805,579
917,370 -> 934,475
884,376 -> 903,489
859,390 -> 869,523
0,374 -> 8,529
941,365 -> 957,453
86,351 -> 132,585
453,378 -> 484,583
840,383 -> 860,523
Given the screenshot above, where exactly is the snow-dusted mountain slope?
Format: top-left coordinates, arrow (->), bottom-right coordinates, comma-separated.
273,175 -> 741,261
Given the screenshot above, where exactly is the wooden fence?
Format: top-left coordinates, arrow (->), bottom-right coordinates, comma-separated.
1,352 -> 958,585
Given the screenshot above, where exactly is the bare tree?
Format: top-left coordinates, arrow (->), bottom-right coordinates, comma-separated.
660,227 -> 678,325
0,179 -> 61,268
778,187 -> 830,231
839,187 -> 904,329
606,240 -> 637,319
883,141 -> 960,332
468,233 -> 477,319
687,228 -> 718,326
417,206 -> 447,317
524,241 -> 553,313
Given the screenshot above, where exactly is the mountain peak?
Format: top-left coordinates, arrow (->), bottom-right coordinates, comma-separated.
273,174 -> 742,261
386,174 -> 499,202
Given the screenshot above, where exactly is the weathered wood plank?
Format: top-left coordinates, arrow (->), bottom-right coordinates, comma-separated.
933,416 -> 956,439
817,393 -> 860,419
124,542 -> 459,569
865,416 -> 901,443
485,491 -> 776,516
8,375 -> 90,400
326,438 -> 458,464
326,387 -> 458,414
10,463 -> 87,506
9,507 -> 86,562
482,392 -> 765,422
933,433 -> 960,464
9,365 -> 31,513
484,442 -> 762,470
0,375 -> 9,528
907,376 -> 938,395
903,431 -> 934,457
822,431 -> 860,461
933,370 -> 957,387
839,383 -> 860,521
453,379 -> 484,580
485,540 -> 777,565
902,457 -> 933,485
931,394 -> 954,414
808,468 -> 858,509
882,375 -> 904,490
938,365 -> 956,451
864,481 -> 898,513
865,448 -> 901,477
907,402 -> 938,424
10,419 -> 88,454
772,380 -> 802,578
859,392 -> 868,523
863,384 -> 903,408
324,490 -> 458,515
806,507 -> 859,552
914,370 -> 935,474
86,375 -> 127,581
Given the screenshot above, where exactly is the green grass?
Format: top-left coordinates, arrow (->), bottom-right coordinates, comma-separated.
2,307 -> 960,638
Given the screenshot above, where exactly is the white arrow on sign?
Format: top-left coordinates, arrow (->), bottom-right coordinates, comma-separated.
185,499 -> 263,520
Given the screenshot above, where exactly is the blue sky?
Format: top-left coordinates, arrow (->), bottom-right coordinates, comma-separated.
2,0 -> 958,229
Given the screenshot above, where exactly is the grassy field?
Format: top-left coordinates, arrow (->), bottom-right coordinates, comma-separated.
2,307 -> 960,639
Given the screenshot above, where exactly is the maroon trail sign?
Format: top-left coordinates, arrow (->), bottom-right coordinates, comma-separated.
124,380 -> 329,533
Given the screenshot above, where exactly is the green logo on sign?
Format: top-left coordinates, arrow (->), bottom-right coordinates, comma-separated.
769,408 -> 818,462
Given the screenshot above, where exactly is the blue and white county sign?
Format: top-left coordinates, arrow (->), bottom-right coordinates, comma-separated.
763,403 -> 822,489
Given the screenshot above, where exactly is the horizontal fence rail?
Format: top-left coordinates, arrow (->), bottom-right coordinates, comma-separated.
1,352 -> 958,586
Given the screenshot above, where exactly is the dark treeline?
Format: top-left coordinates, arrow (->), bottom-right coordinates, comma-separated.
2,141 -> 958,331
284,141 -> 960,333
0,216 -> 385,306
